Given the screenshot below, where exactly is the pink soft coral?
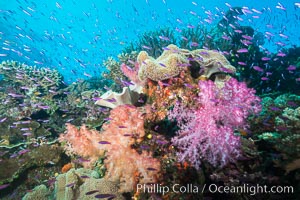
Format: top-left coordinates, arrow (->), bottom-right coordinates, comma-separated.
169,78 -> 261,169
120,62 -> 145,85
59,105 -> 161,192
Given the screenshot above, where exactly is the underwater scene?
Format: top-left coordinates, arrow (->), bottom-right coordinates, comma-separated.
0,0 -> 300,199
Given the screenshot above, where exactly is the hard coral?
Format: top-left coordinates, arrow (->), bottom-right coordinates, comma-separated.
59,105 -> 161,192
0,60 -> 63,90
54,168 -> 124,200
169,78 -> 261,169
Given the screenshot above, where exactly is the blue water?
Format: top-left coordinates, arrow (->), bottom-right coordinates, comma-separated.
0,0 -> 299,83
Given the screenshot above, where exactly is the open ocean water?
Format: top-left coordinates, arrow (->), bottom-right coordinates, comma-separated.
0,0 -> 299,199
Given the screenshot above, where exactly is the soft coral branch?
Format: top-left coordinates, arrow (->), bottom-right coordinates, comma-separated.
169,78 -> 261,169
59,105 -> 161,192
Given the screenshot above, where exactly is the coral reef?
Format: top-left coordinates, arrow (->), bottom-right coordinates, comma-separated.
0,60 -> 64,117
59,105 -> 161,192
169,78 -> 261,169
248,93 -> 300,185
139,44 -> 237,121
190,49 -> 236,81
179,24 -> 212,50
2,6 -> 300,198
59,124 -> 105,168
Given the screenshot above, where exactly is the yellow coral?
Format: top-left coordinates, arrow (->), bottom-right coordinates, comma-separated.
191,49 -> 236,78
137,44 -> 236,83
137,44 -> 187,81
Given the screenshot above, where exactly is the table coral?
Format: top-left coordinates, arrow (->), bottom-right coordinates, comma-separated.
0,60 -> 63,90
59,105 -> 161,192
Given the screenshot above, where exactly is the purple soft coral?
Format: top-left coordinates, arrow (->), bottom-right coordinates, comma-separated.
169,78 -> 261,169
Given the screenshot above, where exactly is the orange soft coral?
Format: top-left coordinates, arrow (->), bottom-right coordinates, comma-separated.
59,105 -> 161,192
59,124 -> 104,168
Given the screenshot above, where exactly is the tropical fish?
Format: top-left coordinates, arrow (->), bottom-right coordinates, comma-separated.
237,48 -> 248,53
66,182 -> 76,187
94,194 -> 116,199
98,141 -> 111,145
147,167 -> 157,171
85,190 -> 99,195
0,184 -> 10,190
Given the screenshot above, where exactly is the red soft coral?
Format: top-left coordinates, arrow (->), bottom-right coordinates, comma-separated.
59,105 -> 161,192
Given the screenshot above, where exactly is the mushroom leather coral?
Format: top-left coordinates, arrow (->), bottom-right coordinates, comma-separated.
59,105 -> 161,192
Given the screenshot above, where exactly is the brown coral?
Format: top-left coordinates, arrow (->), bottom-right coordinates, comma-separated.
143,69 -> 199,122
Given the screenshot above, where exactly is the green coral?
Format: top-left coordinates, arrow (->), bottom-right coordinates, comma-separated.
22,184 -> 51,200
258,132 -> 281,140
53,168 -> 124,200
